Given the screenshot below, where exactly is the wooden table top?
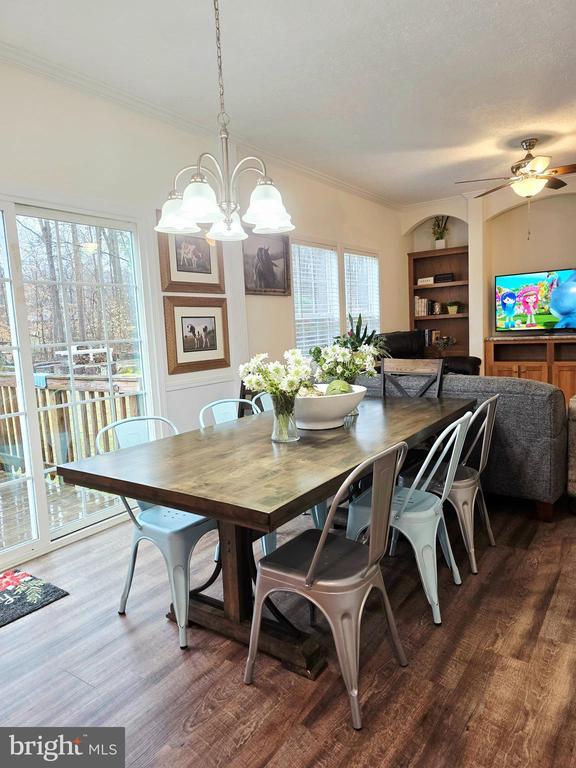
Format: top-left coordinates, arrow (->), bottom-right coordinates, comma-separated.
57,397 -> 475,531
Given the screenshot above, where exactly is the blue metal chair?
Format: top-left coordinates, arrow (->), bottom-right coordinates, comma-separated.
347,411 -> 472,624
96,416 -> 218,649
252,391 -> 274,412
199,399 -> 276,556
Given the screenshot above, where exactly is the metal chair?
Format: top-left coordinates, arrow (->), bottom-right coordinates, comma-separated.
198,398 -> 261,428
96,416 -> 218,649
347,411 -> 472,624
399,395 -> 499,574
245,442 -> 409,730
199,398 -> 276,556
382,358 -> 444,399
252,391 -> 274,412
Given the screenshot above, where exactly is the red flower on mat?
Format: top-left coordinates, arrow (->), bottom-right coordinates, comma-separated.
0,570 -> 30,591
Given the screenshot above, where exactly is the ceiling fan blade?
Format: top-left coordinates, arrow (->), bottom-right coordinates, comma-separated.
546,176 -> 567,190
525,155 -> 551,173
547,164 -> 576,175
455,177 -> 510,184
475,182 -> 512,198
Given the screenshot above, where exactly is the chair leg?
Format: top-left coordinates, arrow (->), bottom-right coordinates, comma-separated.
374,572 -> 408,667
448,488 -> 478,574
477,485 -> 496,546
118,533 -> 141,614
244,574 -> 267,684
437,514 -> 462,585
311,500 -> 328,529
400,522 -> 442,624
330,605 -> 363,729
165,552 -> 191,649
389,526 -> 400,556
261,532 -> 277,556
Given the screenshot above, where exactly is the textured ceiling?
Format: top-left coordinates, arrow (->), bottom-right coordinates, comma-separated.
0,0 -> 575,204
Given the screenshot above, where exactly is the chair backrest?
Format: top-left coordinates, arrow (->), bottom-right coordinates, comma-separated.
199,398 -> 261,428
305,442 -> 408,587
252,391 -> 274,412
397,410 -> 472,517
382,358 -> 444,398
95,416 -> 179,526
461,394 -> 499,475
95,415 -> 178,454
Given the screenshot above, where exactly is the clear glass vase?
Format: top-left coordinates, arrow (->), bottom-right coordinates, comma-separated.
271,394 -> 299,443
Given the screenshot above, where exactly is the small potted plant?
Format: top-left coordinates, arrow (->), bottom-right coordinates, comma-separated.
432,216 -> 449,249
446,301 -> 461,315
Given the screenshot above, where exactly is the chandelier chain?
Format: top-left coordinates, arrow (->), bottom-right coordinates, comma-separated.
213,0 -> 229,127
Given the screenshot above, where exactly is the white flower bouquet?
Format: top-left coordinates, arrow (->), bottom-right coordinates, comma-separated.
310,343 -> 379,384
239,350 -> 312,442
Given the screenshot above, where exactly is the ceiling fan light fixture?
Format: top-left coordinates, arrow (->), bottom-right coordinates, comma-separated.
511,177 -> 548,198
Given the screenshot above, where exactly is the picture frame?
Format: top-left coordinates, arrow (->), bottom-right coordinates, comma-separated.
157,217 -> 226,293
163,296 -> 230,374
242,232 -> 291,296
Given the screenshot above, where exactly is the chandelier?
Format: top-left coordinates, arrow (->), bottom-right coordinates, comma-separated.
155,0 -> 294,242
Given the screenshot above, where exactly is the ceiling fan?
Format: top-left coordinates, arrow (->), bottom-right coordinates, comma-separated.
456,138 -> 576,198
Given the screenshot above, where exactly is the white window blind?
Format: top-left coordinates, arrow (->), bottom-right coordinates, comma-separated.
292,243 -> 340,352
344,252 -> 380,335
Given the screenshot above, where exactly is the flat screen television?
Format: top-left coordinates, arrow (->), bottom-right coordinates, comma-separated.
495,269 -> 576,332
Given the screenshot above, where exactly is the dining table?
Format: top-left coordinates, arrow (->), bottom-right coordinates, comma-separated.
57,395 -> 475,679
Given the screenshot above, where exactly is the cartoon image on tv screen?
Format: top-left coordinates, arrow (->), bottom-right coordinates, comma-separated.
496,270 -> 576,331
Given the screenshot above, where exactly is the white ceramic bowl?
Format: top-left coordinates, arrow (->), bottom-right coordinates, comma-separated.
295,384 -> 366,430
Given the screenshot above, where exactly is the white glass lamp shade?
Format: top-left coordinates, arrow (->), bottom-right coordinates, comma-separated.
511,176 -> 548,198
208,212 -> 248,242
181,179 -> 223,223
252,214 -> 295,234
154,195 -> 201,234
242,180 -> 292,227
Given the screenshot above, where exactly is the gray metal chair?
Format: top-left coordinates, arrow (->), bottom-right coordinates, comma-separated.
347,411 -> 472,624
96,416 -> 218,649
399,395 -> 499,574
244,441 -> 409,730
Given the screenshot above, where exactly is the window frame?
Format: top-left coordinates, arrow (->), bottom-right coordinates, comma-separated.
343,247 -> 381,335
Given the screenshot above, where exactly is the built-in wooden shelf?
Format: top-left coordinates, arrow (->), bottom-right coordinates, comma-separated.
414,313 -> 469,321
408,245 -> 470,355
412,280 -> 469,290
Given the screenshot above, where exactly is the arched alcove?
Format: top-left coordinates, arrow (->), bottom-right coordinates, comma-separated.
405,214 -> 468,252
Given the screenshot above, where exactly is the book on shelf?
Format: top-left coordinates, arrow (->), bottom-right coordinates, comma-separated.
414,296 -> 434,317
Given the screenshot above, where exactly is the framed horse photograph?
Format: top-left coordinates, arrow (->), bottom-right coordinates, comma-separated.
157,215 -> 226,293
242,233 -> 291,296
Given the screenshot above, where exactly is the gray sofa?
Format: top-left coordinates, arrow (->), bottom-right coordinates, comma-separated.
359,373 -> 567,509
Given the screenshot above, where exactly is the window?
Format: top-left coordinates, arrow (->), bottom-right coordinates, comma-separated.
0,202 -> 150,566
344,251 -> 380,334
292,244 -> 340,352
16,210 -> 146,537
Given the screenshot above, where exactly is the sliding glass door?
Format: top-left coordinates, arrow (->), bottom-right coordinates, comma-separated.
0,203 -> 149,565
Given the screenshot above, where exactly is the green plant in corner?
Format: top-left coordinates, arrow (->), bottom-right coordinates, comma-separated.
432,216 -> 449,241
332,314 -> 389,357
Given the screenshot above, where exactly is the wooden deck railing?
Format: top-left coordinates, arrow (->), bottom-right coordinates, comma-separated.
0,374 -> 143,472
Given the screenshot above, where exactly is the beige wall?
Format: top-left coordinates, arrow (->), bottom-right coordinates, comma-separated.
240,157 -> 404,360
409,215 -> 468,251
486,194 -> 576,334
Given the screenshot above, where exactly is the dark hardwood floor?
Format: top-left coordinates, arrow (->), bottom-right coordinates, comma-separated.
2,498 -> 576,768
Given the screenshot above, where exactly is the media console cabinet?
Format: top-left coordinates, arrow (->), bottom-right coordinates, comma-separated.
485,335 -> 576,403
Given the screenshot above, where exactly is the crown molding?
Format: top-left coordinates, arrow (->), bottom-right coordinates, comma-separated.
0,41 -> 397,210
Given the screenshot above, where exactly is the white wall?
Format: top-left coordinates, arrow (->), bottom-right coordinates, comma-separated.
0,62 -> 403,428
